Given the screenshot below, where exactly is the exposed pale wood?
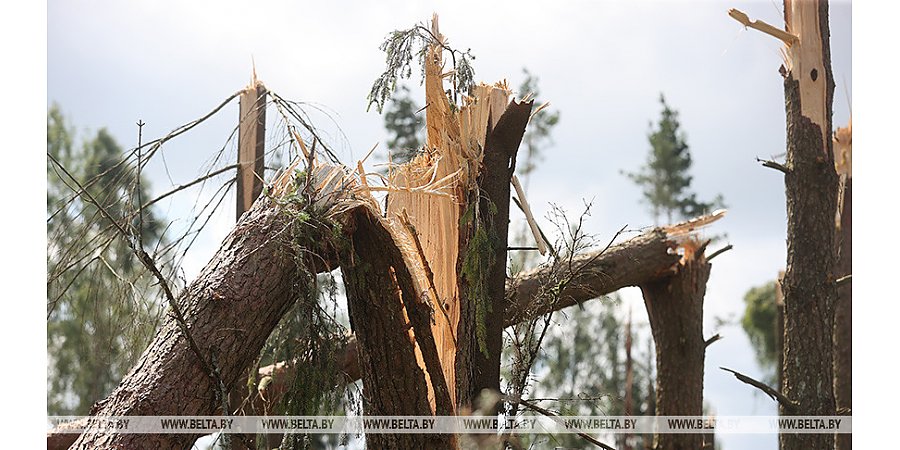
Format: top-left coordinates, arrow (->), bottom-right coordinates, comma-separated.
49,211 -> 725,449
382,15 -> 517,410
511,174 -> 548,255
787,0 -> 829,148
728,9 -> 798,45
236,78 -> 267,220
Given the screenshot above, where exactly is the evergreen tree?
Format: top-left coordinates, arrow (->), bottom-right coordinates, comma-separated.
625,94 -> 723,224
47,106 -> 166,415
383,85 -> 424,164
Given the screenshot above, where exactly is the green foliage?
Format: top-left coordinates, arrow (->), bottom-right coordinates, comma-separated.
383,85 -> 424,164
741,281 -> 779,372
461,203 -> 497,357
47,105 -> 166,415
367,23 -> 475,113
624,94 -> 724,224
263,176 -> 357,449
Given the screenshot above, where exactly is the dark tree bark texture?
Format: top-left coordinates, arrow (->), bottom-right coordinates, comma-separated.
340,208 -> 454,449
465,99 -> 533,410
778,2 -> 839,449
70,196 -> 339,449
834,178 -> 851,450
640,244 -> 711,450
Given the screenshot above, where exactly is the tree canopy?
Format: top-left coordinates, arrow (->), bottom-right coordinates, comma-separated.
625,94 -> 723,224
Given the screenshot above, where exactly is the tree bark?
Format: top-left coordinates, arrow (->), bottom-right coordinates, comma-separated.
833,179 -> 851,450
640,241 -> 711,450
51,217 -> 707,449
69,195 -> 339,449
465,98 -> 533,409
340,208 -> 454,449
778,2 -> 839,449
50,216 -> 714,450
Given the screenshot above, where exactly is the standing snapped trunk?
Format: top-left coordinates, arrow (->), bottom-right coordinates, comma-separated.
778,2 -> 839,449
640,239 -> 712,450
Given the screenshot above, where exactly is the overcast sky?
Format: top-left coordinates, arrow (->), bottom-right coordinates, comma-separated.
48,1 -> 851,449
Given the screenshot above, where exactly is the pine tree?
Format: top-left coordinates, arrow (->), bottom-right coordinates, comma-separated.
625,94 -> 723,224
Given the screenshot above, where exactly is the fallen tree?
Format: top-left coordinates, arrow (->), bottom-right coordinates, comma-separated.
49,211 -> 719,449
67,162 -> 361,449
56,16 -> 731,450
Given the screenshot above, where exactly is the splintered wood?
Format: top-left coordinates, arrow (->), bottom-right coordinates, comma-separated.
729,2 -> 830,147
367,15 -> 513,410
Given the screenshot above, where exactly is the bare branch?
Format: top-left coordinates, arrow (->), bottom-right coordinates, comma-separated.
47,152 -> 222,395
835,274 -> 851,287
707,244 -> 733,261
504,394 -> 616,450
704,333 -> 723,348
757,157 -> 790,175
720,367 -> 797,410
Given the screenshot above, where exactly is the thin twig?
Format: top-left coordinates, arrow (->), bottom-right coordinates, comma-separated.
136,120 -> 145,250
704,334 -> 723,348
143,164 -> 239,210
835,274 -> 851,287
504,394 -> 616,450
757,157 -> 790,174
707,244 -> 733,261
720,367 -> 797,410
49,90 -> 243,222
48,152 -> 220,388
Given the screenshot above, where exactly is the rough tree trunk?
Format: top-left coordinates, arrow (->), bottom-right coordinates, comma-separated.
467,98 -> 532,408
70,194 -> 339,449
640,240 -> 711,450
341,208 -> 454,449
778,1 -> 839,449
49,221 -> 694,450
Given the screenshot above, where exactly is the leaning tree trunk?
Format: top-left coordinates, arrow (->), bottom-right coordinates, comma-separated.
779,1 -> 839,449
341,208 -> 454,449
640,239 -> 712,450
70,192 -> 341,449
48,219 -> 698,450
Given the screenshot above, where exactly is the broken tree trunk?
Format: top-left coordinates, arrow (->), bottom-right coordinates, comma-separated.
833,121 -> 851,450
465,87 -> 532,410
779,2 -> 839,450
70,198 -> 341,448
341,207 -> 455,449
639,221 -> 717,450
376,15 -> 532,416
49,211 -> 721,450
729,3 -> 838,448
